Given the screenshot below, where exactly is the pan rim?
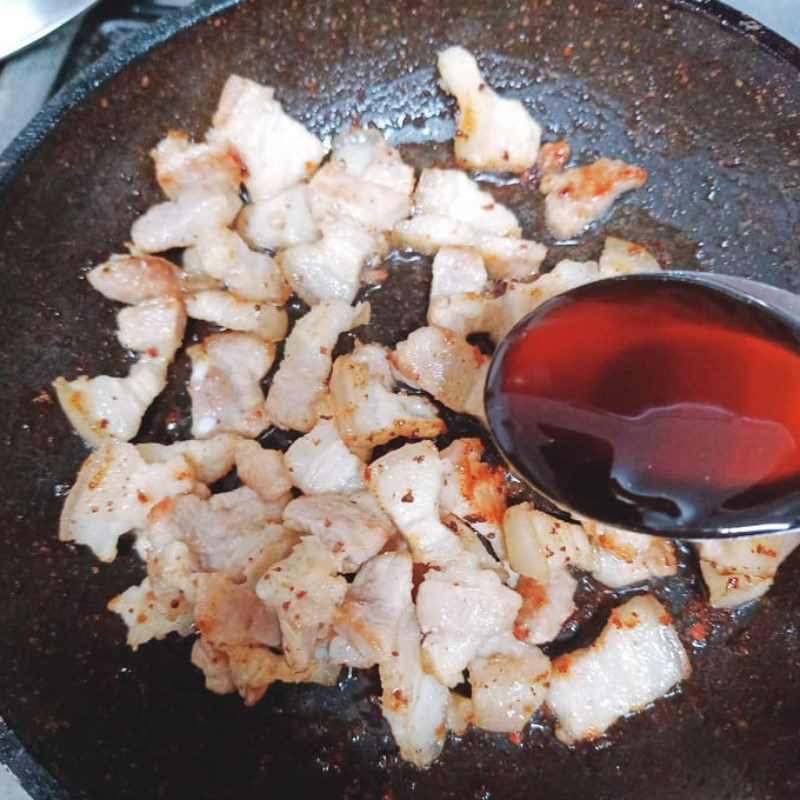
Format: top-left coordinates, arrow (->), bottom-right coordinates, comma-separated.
0,0 -> 798,798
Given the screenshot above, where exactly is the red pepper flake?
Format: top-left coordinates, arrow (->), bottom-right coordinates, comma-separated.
282,601 -> 291,611
562,43 -> 575,58
137,490 -> 150,504
296,590 -> 308,599
401,490 -> 414,503
507,731 -> 524,746
689,620 -> 711,643
32,390 -> 53,405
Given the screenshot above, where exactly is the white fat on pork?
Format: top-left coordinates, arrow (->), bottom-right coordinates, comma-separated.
187,332 -> 274,438
283,490 -> 394,572
277,220 -> 387,305
439,438 -> 507,555
547,595 -> 691,743
237,184 -> 319,250
428,258 -> 601,343
136,434 -> 238,485
284,418 -> 367,494
131,191 -> 242,253
437,46 -> 542,172
696,533 -> 800,608
307,127 -> 414,230
54,358 -> 168,448
540,157 -> 647,239
430,246 -> 488,299
116,296 -> 186,361
151,130 -> 244,199
416,554 -> 522,686
183,228 -> 288,303
366,441 -> 462,565
265,300 -> 370,432
468,641 -> 550,733
256,536 -> 348,672
234,440 -> 292,501
108,577 -> 194,650
414,168 -> 520,236
184,290 -> 288,341
391,326 -> 489,419
209,75 -> 324,201
330,342 -> 445,459
86,254 -> 181,303
59,443 -> 196,562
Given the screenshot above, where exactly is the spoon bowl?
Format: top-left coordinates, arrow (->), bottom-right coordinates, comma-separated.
485,271 -> 800,539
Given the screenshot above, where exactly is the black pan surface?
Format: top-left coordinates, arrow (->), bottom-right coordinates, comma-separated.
0,1 -> 799,798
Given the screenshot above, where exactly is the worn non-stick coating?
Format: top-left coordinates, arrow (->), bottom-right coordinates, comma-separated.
0,0 -> 799,798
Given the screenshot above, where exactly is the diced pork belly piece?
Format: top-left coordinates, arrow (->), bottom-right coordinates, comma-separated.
416,554 -> 522,686
502,504 -> 593,584
184,290 -> 288,341
108,577 -> 194,650
696,533 -> 800,608
330,342 -> 445,459
540,157 -> 647,239
54,358 -> 168,448
344,550 -> 451,766
256,536 -> 348,672
367,441 -> 462,565
428,258 -> 602,343
414,168 -> 520,236
468,640 -> 551,733
391,326 -> 489,419
144,487 -> 295,603
430,246 -> 488,300
598,236 -> 660,277
329,551 -> 413,667
307,127 -> 414,231
237,184 -> 319,250
233,440 -> 292,501
394,216 -> 546,275
86,254 -> 181,303
437,46 -> 542,172
151,130 -> 245,199
584,523 -> 678,588
277,220 -> 387,305
547,595 -> 691,744
136,434 -> 238,485
208,75 -> 324,201
439,438 -> 507,554
513,571 -> 578,646
191,636 -> 340,706
184,228 -> 288,303
187,332 -> 274,438
265,300 -> 370,432
59,443 -> 196,562
116,296 -> 186,361
284,418 -> 367,494
131,190 -> 242,253
283,490 -> 394,572
536,140 -> 571,178
194,573 -> 280,648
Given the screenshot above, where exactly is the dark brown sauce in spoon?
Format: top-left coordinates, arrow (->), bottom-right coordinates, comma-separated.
485,276 -> 800,538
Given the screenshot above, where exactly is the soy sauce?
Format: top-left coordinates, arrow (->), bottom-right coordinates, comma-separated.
485,276 -> 800,537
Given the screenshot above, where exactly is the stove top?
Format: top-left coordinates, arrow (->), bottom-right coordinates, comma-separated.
0,0 -> 194,154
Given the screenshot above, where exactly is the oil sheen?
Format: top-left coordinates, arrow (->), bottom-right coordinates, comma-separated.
485,278 -> 800,536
